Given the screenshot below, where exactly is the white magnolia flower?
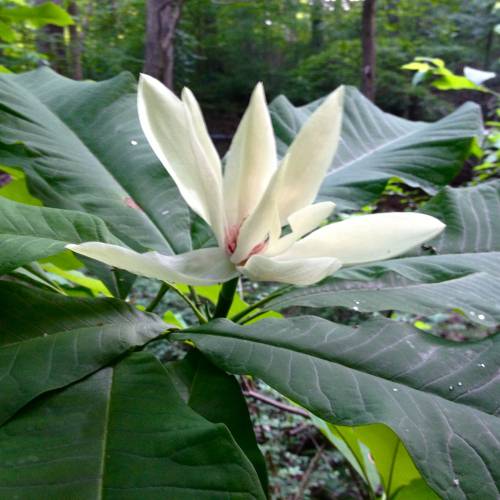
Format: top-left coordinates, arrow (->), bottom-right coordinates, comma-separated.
67,76 -> 445,287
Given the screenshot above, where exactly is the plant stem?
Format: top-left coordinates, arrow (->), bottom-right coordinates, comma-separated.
240,309 -> 268,325
213,277 -> 239,318
230,285 -> 293,323
146,281 -> 207,323
188,285 -> 201,308
145,282 -> 169,312
168,284 -> 207,323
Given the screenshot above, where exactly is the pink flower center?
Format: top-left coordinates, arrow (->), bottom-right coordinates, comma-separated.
225,224 -> 268,265
225,224 -> 240,255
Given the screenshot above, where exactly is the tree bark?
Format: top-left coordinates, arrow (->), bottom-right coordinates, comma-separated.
143,0 -> 184,89
361,0 -> 377,101
483,0 -> 496,68
310,0 -> 324,50
35,0 -> 66,73
67,1 -> 83,80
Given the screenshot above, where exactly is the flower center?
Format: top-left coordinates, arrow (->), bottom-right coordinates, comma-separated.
225,224 -> 268,265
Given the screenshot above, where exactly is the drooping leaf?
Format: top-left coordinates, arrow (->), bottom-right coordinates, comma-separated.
266,181 -> 500,326
0,281 -> 165,425
167,349 -> 269,493
270,86 -> 481,211
0,68 -> 191,255
0,197 -> 121,275
0,352 -> 266,499
176,317 -> 500,500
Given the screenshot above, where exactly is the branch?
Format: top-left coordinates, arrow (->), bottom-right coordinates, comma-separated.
293,444 -> 325,500
243,389 -> 309,418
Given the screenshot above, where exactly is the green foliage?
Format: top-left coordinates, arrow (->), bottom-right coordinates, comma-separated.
403,56 -> 500,186
0,0 -> 73,70
0,70 -> 498,498
266,181 -> 500,327
271,86 -> 481,211
0,281 -> 165,425
177,315 -> 500,499
0,351 -> 265,498
0,68 -> 191,255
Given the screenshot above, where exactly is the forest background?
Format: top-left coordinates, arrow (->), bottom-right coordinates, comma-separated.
2,0 -> 499,137
1,1 -> 499,498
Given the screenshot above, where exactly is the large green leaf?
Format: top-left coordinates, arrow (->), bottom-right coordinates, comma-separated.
0,196 -> 121,275
176,317 -> 500,500
266,181 -> 500,326
0,281 -> 165,425
167,350 -> 269,494
270,86 -> 481,211
0,352 -> 266,499
0,68 -> 191,255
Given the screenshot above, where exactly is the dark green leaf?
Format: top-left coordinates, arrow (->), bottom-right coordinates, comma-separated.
176,317 -> 500,500
270,86 -> 481,211
167,350 -> 268,494
267,181 -> 500,326
0,352 -> 266,499
0,281 -> 165,425
0,68 -> 191,255
0,196 -> 121,275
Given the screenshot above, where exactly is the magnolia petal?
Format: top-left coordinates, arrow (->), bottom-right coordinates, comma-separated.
223,83 -> 277,229
241,254 -> 342,286
265,201 -> 336,257
274,86 -> 344,224
230,176 -> 281,264
66,242 -> 237,286
138,74 -> 224,243
181,87 -> 222,186
280,212 -> 445,265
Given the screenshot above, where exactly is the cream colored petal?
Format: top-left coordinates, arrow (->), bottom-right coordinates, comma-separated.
229,176 -> 281,264
265,201 -> 336,257
280,212 -> 445,265
241,254 -> 342,286
138,74 -> 224,243
223,83 -> 277,229
274,86 -> 344,224
66,242 -> 237,286
181,87 -> 221,186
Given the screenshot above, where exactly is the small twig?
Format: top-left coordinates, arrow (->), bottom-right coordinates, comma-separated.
288,422 -> 310,436
293,444 -> 325,500
243,389 -> 309,418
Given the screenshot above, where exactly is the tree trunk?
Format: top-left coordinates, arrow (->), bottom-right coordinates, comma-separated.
143,0 -> 184,89
35,0 -> 66,73
310,0 -> 324,50
68,1 -> 83,80
483,0 -> 496,68
361,0 -> 377,101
